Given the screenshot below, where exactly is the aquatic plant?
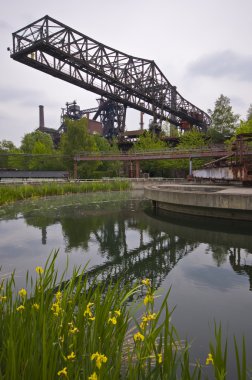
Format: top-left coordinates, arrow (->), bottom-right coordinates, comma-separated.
0,180 -> 130,205
0,252 -> 250,379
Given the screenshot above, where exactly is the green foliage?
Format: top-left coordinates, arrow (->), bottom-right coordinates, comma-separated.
60,118 -> 99,177
93,135 -> 122,177
21,131 -> 54,154
207,95 -> 240,142
0,181 -> 130,206
0,253 -> 250,379
131,131 -> 169,176
246,104 -> 252,121
172,129 -> 207,172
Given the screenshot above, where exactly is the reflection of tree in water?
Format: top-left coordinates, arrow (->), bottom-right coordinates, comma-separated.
229,248 -> 252,291
19,198 -> 252,292
205,245 -> 228,267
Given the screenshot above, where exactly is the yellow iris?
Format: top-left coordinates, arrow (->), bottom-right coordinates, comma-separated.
91,352 -> 108,369
57,367 -> 68,377
32,303 -> 40,310
206,353 -> 214,365
143,294 -> 154,305
142,278 -> 151,287
16,305 -> 25,312
134,332 -> 145,342
35,266 -> 44,274
88,372 -> 98,380
108,316 -> 117,325
18,288 -> 27,298
67,351 -> 76,361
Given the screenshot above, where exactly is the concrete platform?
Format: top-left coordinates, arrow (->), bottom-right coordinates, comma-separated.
144,184 -> 252,221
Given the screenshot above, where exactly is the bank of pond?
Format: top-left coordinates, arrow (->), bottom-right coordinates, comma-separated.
0,180 -> 130,205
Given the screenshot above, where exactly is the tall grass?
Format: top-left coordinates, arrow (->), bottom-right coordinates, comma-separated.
0,180 -> 130,206
0,252 -> 250,379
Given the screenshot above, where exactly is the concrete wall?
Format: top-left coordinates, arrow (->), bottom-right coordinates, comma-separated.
144,184 -> 252,221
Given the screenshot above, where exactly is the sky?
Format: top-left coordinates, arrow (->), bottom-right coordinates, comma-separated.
1,0 -> 252,146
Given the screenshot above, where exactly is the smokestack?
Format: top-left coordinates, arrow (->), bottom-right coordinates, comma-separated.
39,105 -> 45,129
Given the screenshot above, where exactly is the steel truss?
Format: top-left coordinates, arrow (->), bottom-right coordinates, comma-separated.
11,15 -> 211,131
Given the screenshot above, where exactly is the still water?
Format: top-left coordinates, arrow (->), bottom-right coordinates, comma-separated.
0,190 -> 252,377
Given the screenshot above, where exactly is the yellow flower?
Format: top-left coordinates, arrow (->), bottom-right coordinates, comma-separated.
69,326 -> 79,335
18,288 -> 27,298
88,372 -> 98,380
84,302 -> 94,318
134,332 -> 145,342
35,266 -> 44,274
143,294 -> 154,305
89,316 -> 95,321
32,303 -> 40,310
142,312 -> 157,322
158,353 -> 162,364
0,296 -> 7,302
91,352 -> 108,369
67,351 -> 76,361
56,291 -> 62,302
16,305 -> 25,312
51,302 -> 62,316
115,309 -> 121,316
57,366 -> 68,377
206,353 -> 214,365
140,322 -> 146,330
108,317 -> 117,325
142,278 -> 151,287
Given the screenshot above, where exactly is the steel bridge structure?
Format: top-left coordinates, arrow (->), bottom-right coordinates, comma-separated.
11,15 -> 211,135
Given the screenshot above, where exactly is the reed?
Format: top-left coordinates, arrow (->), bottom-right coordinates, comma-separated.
0,180 -> 130,206
0,252 -> 249,379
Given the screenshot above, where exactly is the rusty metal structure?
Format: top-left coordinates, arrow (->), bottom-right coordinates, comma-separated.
193,134 -> 252,184
60,99 -> 126,139
11,15 -> 211,138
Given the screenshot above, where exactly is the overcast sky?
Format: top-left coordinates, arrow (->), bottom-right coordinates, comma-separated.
1,0 -> 252,146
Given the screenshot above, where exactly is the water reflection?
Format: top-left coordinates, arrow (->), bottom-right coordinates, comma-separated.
1,192 -> 252,379
1,192 -> 252,293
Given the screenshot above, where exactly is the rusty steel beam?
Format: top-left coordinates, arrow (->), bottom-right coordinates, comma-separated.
74,148 -> 247,162
11,15 -> 211,131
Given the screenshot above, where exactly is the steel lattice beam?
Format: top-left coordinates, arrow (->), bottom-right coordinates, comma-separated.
11,15 -> 211,130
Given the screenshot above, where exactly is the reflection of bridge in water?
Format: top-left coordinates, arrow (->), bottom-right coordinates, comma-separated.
12,195 -> 252,292
84,233 -> 197,291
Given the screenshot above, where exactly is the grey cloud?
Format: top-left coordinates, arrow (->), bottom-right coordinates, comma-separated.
0,86 -> 58,108
0,19 -> 12,31
188,50 -> 252,82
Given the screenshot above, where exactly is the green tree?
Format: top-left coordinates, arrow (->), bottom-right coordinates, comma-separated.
0,140 -> 17,168
207,94 -> 240,142
172,129 -> 207,173
93,135 -> 122,177
131,131 -> 168,177
21,131 -> 54,153
19,130 -> 57,170
60,118 -> 99,178
246,104 -> 252,121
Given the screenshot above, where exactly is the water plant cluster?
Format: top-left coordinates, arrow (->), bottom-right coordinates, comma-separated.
0,180 -> 130,206
0,252 -> 249,379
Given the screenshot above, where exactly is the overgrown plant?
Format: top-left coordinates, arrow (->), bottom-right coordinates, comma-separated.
0,180 -> 130,206
0,252 -> 250,379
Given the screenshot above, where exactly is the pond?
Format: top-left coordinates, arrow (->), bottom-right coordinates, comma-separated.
0,190 -> 252,378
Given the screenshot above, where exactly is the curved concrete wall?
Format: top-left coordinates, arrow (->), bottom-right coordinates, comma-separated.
144,184 -> 252,221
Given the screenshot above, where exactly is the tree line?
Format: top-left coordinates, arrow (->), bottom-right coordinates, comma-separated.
1,95 -> 252,178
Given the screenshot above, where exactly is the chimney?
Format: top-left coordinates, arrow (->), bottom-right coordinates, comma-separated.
39,105 -> 45,129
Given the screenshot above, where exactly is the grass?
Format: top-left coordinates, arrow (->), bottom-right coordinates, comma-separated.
0,251 -> 250,379
0,180 -> 130,206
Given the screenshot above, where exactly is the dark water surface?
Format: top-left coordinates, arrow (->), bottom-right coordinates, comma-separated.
0,190 -> 252,378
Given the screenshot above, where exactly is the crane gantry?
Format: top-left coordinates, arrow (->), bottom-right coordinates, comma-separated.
11,15 -> 211,135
